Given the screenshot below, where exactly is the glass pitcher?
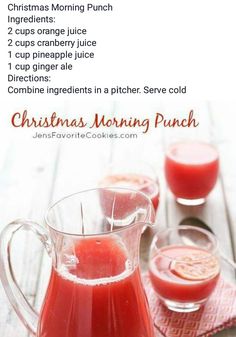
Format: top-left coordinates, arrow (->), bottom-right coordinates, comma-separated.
0,188 -> 156,337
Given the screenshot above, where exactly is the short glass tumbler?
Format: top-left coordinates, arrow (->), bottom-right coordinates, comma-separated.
148,226 -> 220,312
99,161 -> 160,213
165,141 -> 219,206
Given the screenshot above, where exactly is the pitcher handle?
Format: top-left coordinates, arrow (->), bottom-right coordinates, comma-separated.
0,219 -> 52,336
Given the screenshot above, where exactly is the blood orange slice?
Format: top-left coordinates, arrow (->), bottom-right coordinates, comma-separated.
171,251 -> 220,281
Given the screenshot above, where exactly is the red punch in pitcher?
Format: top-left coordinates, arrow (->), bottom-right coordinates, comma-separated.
0,188 -> 155,337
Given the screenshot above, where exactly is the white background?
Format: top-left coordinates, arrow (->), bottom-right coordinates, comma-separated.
0,0 -> 235,139
0,0 -> 236,99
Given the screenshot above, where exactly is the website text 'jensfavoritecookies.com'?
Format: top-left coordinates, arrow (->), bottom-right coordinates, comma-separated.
32,131 -> 138,139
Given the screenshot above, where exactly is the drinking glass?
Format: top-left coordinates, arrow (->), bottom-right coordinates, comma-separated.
149,226 -> 220,312
98,161 -> 160,213
165,141 -> 219,205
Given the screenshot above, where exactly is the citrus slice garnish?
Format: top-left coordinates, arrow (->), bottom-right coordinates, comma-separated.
100,174 -> 149,189
171,251 -> 220,281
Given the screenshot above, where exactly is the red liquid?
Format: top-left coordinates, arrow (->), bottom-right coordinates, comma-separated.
38,237 -> 154,337
149,245 -> 220,303
165,142 -> 219,200
99,173 -> 160,212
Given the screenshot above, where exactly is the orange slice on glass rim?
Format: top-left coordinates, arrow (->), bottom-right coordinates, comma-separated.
171,251 -> 220,281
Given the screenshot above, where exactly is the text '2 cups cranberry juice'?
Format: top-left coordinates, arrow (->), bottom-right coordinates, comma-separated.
165,141 -> 219,205
99,173 -> 160,212
149,245 -> 220,312
38,237 -> 155,337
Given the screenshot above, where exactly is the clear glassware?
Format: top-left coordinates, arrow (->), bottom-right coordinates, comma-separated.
148,226 -> 220,312
165,141 -> 219,205
98,161 -> 160,214
0,188 -> 156,337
